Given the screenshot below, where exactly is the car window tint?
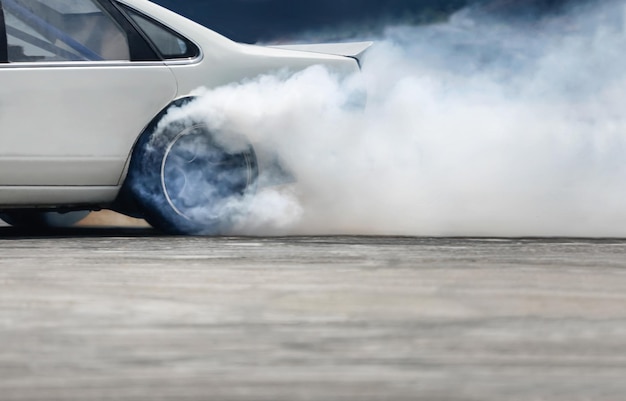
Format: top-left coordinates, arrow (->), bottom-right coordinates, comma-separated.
0,3 -> 8,62
3,0 -> 130,62
124,8 -> 198,60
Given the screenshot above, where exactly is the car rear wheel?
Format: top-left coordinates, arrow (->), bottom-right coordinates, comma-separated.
125,117 -> 258,235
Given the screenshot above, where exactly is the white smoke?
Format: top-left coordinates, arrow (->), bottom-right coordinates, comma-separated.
161,0 -> 626,236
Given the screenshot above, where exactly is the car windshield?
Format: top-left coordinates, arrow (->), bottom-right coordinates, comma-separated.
3,0 -> 130,62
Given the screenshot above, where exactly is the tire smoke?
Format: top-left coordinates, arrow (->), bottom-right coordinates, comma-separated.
175,0 -> 626,236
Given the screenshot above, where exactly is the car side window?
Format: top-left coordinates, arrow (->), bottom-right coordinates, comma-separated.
122,7 -> 198,60
0,3 -> 8,62
3,0 -> 130,62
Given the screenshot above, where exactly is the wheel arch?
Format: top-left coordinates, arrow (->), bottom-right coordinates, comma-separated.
113,96 -> 198,217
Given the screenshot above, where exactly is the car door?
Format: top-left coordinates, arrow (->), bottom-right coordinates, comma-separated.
0,0 -> 177,187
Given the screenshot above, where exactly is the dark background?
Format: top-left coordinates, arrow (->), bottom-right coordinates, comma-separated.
150,0 -> 579,43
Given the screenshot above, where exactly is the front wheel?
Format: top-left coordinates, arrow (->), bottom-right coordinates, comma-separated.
125,118 -> 258,235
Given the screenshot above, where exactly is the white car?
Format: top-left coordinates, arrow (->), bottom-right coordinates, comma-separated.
0,0 -> 370,233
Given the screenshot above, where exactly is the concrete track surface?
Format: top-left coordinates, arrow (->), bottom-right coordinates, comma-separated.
1,229 -> 625,400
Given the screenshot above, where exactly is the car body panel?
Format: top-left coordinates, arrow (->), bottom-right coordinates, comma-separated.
169,43 -> 360,99
0,64 -> 177,187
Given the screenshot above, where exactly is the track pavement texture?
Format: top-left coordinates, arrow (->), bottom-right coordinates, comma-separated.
0,229 -> 625,400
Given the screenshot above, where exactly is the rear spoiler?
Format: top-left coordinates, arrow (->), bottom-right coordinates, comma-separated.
271,41 -> 373,66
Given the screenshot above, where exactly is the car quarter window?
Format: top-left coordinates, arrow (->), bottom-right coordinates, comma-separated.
3,0 -> 130,62
120,5 -> 199,60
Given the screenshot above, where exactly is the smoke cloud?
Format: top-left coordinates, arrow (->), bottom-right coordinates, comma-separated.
157,0 -> 626,237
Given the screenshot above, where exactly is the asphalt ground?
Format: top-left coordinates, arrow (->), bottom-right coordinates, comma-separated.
0,228 -> 625,400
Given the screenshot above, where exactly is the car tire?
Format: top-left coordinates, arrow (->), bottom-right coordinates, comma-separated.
125,113 -> 258,235
0,210 -> 90,229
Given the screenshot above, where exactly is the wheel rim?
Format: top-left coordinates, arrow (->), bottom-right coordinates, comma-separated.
161,124 -> 256,223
